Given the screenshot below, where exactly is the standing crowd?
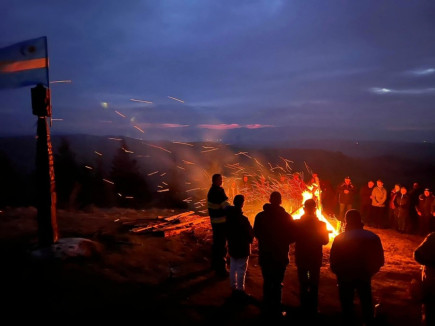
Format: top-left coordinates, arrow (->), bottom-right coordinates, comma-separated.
337,177 -> 435,236
207,173 -> 395,325
207,173 -> 435,325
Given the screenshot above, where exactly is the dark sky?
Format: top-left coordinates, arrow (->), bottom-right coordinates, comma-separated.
1,0 -> 435,143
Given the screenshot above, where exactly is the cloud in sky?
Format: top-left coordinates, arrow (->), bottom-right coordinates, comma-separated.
407,68 -> 435,76
197,123 -> 273,130
197,124 -> 241,130
0,0 -> 435,142
370,87 -> 435,95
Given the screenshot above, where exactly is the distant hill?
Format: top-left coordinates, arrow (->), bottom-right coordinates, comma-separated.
0,134 -> 434,193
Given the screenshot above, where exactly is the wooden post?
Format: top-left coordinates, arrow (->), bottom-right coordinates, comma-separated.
32,84 -> 58,246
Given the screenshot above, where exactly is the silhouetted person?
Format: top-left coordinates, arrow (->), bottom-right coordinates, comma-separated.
337,176 -> 355,224
414,232 -> 435,326
360,180 -> 374,225
253,191 -> 295,319
207,173 -> 230,277
320,178 -> 336,217
330,209 -> 384,326
409,182 -> 422,234
388,183 -> 401,229
394,186 -> 411,233
416,188 -> 435,236
307,173 -> 321,208
294,198 -> 330,315
225,194 -> 254,300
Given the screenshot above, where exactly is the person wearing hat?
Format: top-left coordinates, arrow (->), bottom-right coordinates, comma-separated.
416,188 -> 435,236
336,176 -> 356,225
330,209 -> 385,326
293,198 -> 330,316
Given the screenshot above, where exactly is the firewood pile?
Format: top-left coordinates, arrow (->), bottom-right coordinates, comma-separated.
118,211 -> 211,238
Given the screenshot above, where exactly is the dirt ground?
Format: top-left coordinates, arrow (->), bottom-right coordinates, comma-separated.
0,206 -> 426,325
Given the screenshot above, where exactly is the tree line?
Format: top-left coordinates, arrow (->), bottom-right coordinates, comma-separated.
0,137 -> 187,210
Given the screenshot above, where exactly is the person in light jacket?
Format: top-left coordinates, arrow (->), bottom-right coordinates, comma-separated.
371,179 -> 388,228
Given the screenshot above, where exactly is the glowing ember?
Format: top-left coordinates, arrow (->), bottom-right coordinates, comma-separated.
222,170 -> 340,242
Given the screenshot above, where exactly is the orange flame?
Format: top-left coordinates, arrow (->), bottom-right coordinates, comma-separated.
290,190 -> 339,241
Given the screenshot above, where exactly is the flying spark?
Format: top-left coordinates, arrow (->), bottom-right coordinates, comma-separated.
122,147 -> 134,153
133,125 -> 145,133
201,148 -> 219,153
115,111 -> 126,118
186,188 -> 201,192
50,80 -> 72,84
145,143 -> 172,153
130,98 -> 153,104
236,152 -> 252,158
172,141 -> 194,147
167,96 -> 184,103
254,158 -> 264,167
182,160 -> 195,165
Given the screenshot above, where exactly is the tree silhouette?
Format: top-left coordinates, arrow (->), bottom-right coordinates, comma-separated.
110,140 -> 150,208
0,151 -> 32,208
75,154 -> 116,209
54,137 -> 79,209
155,156 -> 188,209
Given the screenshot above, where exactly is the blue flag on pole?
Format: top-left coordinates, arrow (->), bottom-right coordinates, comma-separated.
0,36 -> 49,89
